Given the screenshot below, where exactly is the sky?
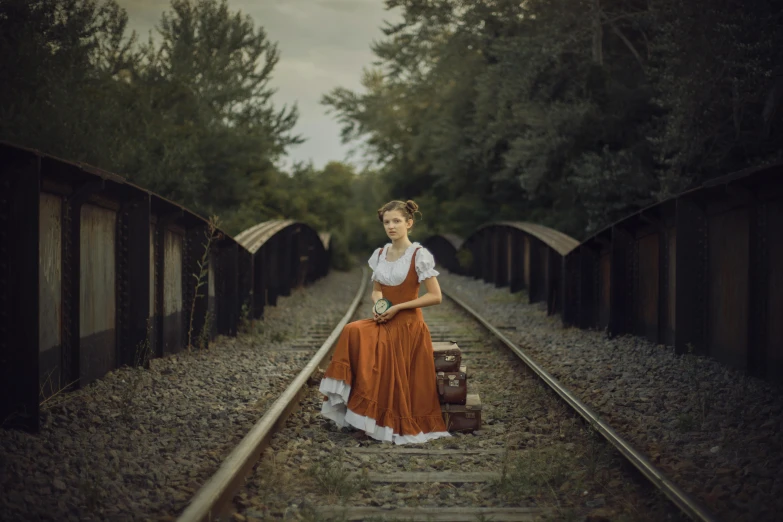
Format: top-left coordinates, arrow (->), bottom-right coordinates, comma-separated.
118,0 -> 399,170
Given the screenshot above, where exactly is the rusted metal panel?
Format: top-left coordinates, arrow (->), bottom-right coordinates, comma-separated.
163,229 -> 184,354
39,193 -> 62,394
537,242 -> 550,303
765,199 -> 783,381
546,247 -> 561,315
636,233 -> 660,341
217,242 -> 239,336
258,244 -> 271,319
482,231 -> 492,283
495,228 -> 508,288
265,235 -> 280,307
506,232 -> 513,286
208,252 -> 216,339
79,204 -> 116,384
542,246 -> 550,300
278,228 -> 295,297
148,223 -> 157,357
238,247 -> 252,321
122,199 -> 151,367
609,227 -> 633,337
562,251 -> 580,326
523,236 -> 531,288
598,251 -> 610,330
665,227 -> 677,346
674,197 -> 708,355
578,246 -> 599,329
1,150 -> 41,431
529,240 -> 547,303
509,232 -> 523,293
707,208 -> 749,370
149,224 -> 156,317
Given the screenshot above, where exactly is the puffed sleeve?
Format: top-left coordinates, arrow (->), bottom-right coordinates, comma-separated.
367,247 -> 382,280
415,247 -> 440,282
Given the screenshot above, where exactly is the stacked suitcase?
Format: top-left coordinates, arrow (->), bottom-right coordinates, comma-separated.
432,341 -> 482,433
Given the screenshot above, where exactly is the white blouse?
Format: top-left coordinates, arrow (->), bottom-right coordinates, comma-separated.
367,242 -> 440,286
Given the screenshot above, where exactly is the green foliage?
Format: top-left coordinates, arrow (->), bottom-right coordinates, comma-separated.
3,0 -> 780,255
323,0 -> 783,239
0,0 -> 300,223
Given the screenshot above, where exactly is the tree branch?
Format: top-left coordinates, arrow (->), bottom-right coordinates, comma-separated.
602,14 -> 645,73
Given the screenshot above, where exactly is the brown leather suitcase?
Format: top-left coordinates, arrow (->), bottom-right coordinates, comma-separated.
442,393 -> 482,433
432,341 -> 462,372
437,365 -> 467,405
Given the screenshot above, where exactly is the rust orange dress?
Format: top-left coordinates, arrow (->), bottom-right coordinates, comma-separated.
319,243 -> 451,444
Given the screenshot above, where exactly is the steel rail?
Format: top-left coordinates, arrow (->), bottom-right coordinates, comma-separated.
177,268 -> 368,522
442,289 -> 717,522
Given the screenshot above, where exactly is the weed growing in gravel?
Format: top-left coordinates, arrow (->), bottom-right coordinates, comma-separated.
676,412 -> 697,432
197,311 -> 213,351
270,330 -> 288,343
681,343 -> 715,429
582,427 -> 611,481
540,508 -> 582,522
187,215 -> 221,352
308,460 -> 370,502
38,368 -> 79,410
120,322 -> 155,423
494,446 -> 576,505
248,453 -> 300,512
78,475 -> 104,513
238,300 -> 253,334
134,318 -> 154,368
296,506 -> 349,522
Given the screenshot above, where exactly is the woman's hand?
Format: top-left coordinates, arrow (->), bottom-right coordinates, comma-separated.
377,305 -> 399,324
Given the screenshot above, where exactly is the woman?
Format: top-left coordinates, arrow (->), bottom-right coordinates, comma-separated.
319,200 -> 451,444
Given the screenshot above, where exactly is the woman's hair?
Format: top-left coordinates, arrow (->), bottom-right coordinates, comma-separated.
377,199 -> 422,224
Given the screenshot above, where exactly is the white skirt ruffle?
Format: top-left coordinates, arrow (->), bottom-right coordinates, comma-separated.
319,377 -> 451,445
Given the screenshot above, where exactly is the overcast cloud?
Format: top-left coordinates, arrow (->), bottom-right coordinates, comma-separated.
118,0 -> 398,169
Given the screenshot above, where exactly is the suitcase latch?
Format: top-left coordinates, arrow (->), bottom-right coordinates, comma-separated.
445,355 -> 456,362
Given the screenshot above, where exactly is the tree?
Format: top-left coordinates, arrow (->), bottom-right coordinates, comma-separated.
0,0 -> 304,228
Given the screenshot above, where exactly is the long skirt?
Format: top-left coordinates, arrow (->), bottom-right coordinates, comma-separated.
319,316 -> 450,444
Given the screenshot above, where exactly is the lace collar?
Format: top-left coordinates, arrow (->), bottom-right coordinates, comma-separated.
381,242 -> 421,263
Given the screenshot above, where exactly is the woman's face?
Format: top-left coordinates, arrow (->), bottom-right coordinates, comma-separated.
382,210 -> 412,240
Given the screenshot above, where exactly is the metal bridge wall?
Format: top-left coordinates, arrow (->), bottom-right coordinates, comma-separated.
0,143 -> 330,431
452,167 -> 783,385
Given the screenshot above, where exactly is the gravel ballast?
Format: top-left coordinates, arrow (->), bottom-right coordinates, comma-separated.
232,296 -> 683,522
438,271 -> 783,522
0,268 -> 363,521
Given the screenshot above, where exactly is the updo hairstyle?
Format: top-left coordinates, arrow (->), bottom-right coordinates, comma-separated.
377,200 -> 422,225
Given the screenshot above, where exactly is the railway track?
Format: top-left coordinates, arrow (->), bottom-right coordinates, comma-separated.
177,271 -> 713,522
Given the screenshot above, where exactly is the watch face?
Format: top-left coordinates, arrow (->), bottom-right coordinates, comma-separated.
374,298 -> 391,315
